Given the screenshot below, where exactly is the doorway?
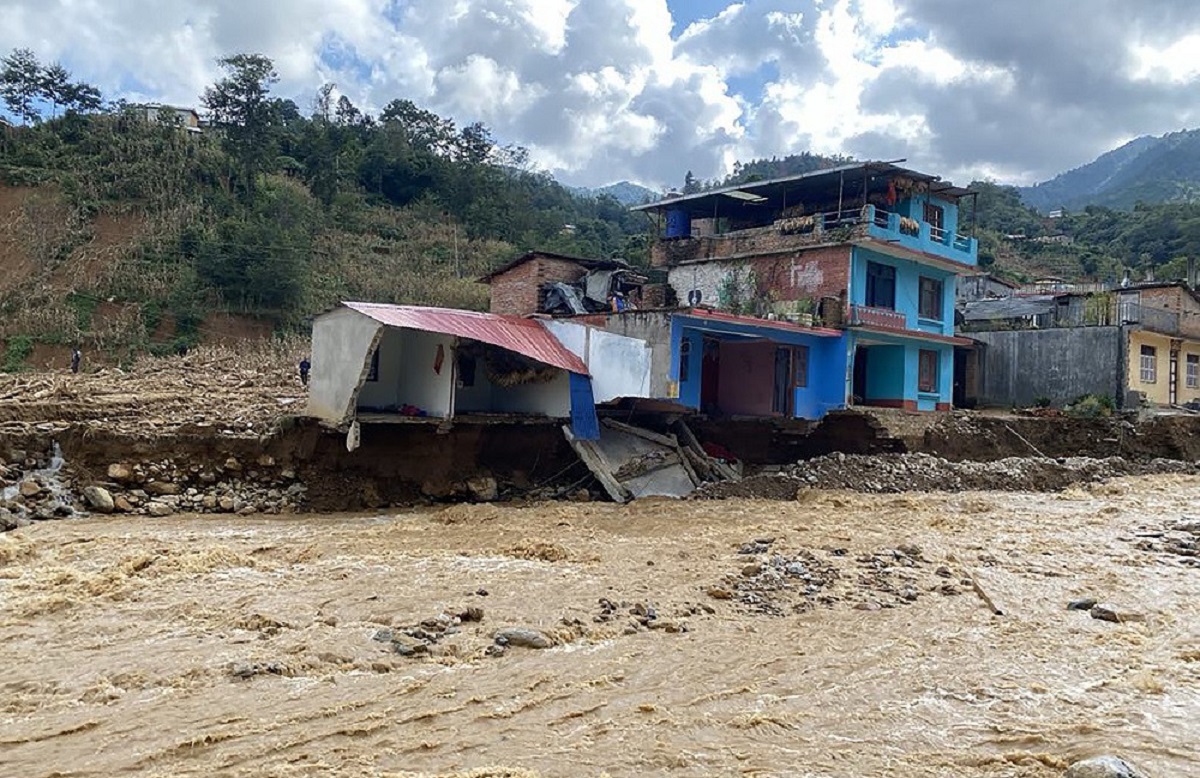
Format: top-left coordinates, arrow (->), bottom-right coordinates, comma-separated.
852,346 -> 868,404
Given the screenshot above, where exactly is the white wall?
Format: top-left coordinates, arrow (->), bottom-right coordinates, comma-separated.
394,330 -> 454,418
490,370 -> 572,416
308,308 -> 383,424
543,320 -> 652,402
356,326 -> 406,410
453,346 -> 571,417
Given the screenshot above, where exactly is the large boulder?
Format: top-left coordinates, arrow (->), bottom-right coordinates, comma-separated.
82,486 -> 115,514
107,463 -> 134,482
1064,756 -> 1150,778
144,481 -> 181,496
493,627 -> 553,649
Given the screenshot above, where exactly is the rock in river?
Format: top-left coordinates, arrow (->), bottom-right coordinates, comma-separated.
82,486 -> 115,514
494,627 -> 553,649
1064,755 -> 1150,778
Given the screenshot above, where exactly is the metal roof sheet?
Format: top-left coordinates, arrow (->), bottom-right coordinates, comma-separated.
342,302 -> 589,375
962,296 -> 1057,321
631,160 -> 975,215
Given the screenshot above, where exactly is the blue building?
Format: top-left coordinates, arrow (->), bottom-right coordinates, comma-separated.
632,162 -> 978,418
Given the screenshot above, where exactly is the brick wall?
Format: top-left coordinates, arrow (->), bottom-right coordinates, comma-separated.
667,245 -> 851,313
1139,286 -> 1200,339
488,258 -> 588,315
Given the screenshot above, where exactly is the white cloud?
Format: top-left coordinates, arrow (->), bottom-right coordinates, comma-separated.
4,0 -> 1200,188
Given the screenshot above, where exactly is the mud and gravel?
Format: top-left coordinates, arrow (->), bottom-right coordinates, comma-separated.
696,452 -> 1200,499
2,477 -> 1198,777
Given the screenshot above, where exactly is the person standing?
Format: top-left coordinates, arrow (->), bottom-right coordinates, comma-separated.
299,357 -> 311,386
70,348 -> 81,374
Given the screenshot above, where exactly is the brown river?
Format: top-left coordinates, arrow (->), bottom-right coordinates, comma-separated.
2,476 -> 1198,777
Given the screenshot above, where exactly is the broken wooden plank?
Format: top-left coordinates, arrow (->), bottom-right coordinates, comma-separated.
613,451 -> 682,481
675,444 -> 701,486
601,418 -> 679,448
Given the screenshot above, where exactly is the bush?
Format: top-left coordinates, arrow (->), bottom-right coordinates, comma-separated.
2,335 -> 34,372
1033,396 -> 1052,408
1066,393 -> 1115,418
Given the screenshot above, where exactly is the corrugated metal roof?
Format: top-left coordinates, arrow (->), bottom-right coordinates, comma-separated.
342,302 -> 589,375
962,296 -> 1058,321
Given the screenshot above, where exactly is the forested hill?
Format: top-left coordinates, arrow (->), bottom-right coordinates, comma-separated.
1019,129 -> 1200,212
967,180 -> 1200,286
0,50 -> 648,364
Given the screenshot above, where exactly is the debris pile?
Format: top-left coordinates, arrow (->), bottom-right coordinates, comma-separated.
707,538 -> 958,616
373,606 -> 484,658
1128,517 -> 1200,566
695,452 -> 1198,499
0,341 -> 305,437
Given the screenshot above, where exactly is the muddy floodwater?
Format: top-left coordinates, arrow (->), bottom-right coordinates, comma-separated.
2,478 -> 1198,777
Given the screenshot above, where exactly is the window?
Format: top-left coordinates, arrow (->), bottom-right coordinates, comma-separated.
865,261 -> 896,309
1140,345 -> 1157,383
1187,354 -> 1198,389
919,276 -> 943,320
678,338 -> 691,382
365,348 -> 380,382
923,202 -> 944,231
794,345 -> 809,389
918,349 -> 939,393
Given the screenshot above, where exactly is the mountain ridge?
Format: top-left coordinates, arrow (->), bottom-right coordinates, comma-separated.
1019,129 -> 1200,212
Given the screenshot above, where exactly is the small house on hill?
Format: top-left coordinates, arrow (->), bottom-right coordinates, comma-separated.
307,302 -> 652,438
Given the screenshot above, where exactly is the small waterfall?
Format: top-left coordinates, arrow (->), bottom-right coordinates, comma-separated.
2,443 -> 73,514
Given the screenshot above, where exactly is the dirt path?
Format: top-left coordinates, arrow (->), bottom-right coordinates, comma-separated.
1,478 -> 1198,777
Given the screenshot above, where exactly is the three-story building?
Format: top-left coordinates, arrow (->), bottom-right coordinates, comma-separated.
632,161 -> 978,418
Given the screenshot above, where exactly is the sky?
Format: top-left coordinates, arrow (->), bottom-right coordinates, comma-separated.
5,0 -> 1200,191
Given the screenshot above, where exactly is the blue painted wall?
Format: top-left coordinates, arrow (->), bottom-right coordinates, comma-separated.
865,202 -> 977,266
850,246 -> 958,337
669,314 -> 849,420
850,331 -> 954,409
865,345 -> 906,402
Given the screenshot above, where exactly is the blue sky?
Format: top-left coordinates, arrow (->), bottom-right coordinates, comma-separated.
5,0 -> 1200,189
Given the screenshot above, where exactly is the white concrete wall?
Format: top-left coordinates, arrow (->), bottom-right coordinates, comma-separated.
489,370 -> 572,416
452,349 -> 493,412
543,320 -> 652,402
395,330 -> 454,418
308,308 -> 383,424
356,326 -> 405,410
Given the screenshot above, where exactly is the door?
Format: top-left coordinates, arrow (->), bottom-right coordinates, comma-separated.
852,346 -> 869,404
700,337 -> 721,414
1170,348 -> 1179,405
773,347 -> 793,416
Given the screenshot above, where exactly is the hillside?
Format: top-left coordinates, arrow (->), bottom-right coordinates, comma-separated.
572,181 -> 659,206
0,52 -> 648,370
1020,129 -> 1200,212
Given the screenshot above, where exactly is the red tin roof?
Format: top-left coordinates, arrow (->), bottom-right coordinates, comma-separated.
342,302 -> 589,374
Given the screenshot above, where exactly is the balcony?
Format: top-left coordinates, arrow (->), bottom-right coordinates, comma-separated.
651,204 -> 977,268
864,205 -> 978,266
849,304 -> 908,332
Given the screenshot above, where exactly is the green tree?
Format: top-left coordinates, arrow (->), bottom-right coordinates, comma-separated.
202,54 -> 280,198
1,48 -> 44,124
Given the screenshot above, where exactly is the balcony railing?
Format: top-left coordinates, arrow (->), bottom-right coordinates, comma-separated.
849,304 -> 908,331
867,206 -> 977,264
651,204 -> 979,267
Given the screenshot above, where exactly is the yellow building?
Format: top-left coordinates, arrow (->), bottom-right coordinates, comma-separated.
1126,329 -> 1200,407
